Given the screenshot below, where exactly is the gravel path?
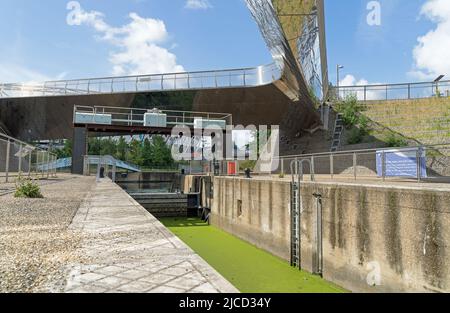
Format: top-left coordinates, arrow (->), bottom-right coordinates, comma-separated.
0,176 -> 95,292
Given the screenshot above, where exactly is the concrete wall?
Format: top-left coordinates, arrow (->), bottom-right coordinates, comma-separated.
211,176 -> 450,292
211,177 -> 292,261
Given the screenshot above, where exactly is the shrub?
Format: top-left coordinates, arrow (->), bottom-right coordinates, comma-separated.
347,128 -> 364,145
15,179 -> 43,199
385,133 -> 408,148
279,172 -> 285,179
337,95 -> 364,129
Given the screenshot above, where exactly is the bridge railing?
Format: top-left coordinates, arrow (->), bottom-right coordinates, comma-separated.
73,105 -> 233,128
274,143 -> 450,183
0,63 -> 281,99
331,80 -> 450,101
0,132 -> 57,184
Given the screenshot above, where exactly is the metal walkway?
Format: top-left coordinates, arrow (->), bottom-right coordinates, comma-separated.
0,64 -> 281,99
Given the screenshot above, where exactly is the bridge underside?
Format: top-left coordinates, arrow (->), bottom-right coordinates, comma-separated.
0,83 -> 321,144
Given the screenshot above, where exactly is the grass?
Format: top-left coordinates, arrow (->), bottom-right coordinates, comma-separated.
160,217 -> 346,294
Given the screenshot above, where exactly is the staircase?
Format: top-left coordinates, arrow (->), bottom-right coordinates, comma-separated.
330,113 -> 344,152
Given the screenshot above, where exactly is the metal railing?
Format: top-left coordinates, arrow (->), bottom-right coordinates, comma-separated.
0,132 -> 57,183
331,80 -> 450,101
276,144 -> 450,183
73,105 -> 233,128
0,63 -> 281,99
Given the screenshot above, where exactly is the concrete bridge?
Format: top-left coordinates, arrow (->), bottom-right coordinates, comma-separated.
0,1 -> 328,146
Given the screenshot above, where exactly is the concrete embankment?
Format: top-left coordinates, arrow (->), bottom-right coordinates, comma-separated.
65,178 -> 238,293
207,176 -> 450,293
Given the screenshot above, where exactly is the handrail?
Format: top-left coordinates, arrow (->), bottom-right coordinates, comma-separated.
331,79 -> 450,101
0,63 -> 281,99
278,143 -> 450,160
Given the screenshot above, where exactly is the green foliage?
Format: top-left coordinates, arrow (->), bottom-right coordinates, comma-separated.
336,95 -> 364,129
55,140 -> 72,159
347,128 -> 364,145
15,179 -> 43,199
239,160 -> 256,171
88,136 -> 175,169
385,133 -> 408,148
279,172 -> 285,179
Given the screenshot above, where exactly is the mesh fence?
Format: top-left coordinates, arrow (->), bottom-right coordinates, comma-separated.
0,134 -> 57,183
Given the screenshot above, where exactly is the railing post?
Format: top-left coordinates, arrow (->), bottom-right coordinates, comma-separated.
243,71 -> 247,86
353,152 -> 357,180
46,152 -> 50,179
408,83 -> 411,99
364,86 -> 367,101
416,148 -> 422,183
28,152 -> 32,178
311,156 -> 315,181
5,139 -> 10,183
330,154 -> 334,179
18,143 -> 23,175
382,151 -> 386,182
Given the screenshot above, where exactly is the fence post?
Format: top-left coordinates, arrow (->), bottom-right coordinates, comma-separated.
408,84 -> 411,99
353,152 -> 357,180
46,152 -> 50,179
382,151 -> 386,182
416,148 -> 422,183
5,140 -> 10,183
28,152 -> 32,178
18,143 -> 22,176
330,154 -> 334,180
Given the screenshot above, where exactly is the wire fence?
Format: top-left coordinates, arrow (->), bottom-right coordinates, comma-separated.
0,132 -> 57,184
275,144 -> 450,183
331,80 -> 450,101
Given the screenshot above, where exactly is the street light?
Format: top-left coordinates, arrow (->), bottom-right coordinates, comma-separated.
336,65 -> 344,99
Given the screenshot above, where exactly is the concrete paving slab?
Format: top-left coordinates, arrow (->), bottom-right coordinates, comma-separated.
65,178 -> 238,293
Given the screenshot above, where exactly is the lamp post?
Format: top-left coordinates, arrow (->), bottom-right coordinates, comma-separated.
336,65 -> 344,99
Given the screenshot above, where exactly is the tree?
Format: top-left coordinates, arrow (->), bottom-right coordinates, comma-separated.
115,137 -> 128,161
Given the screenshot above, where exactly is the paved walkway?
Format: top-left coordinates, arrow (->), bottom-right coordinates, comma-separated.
65,179 -> 238,293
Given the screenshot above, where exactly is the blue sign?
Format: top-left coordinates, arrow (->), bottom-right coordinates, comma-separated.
376,148 -> 427,178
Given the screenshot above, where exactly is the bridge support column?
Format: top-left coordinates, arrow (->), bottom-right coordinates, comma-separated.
72,127 -> 88,175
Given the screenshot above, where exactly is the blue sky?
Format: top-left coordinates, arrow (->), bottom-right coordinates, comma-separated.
0,0 -> 449,85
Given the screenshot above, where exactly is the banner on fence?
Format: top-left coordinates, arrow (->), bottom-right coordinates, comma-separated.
376,148 -> 427,178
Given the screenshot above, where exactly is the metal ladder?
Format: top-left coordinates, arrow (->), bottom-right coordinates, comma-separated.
290,159 -> 315,269
330,113 -> 344,152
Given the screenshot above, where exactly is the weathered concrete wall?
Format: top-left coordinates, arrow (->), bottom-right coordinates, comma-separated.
211,177 -> 292,261
212,177 -> 450,292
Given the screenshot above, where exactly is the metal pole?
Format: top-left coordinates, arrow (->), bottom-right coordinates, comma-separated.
28,152 -> 32,178
417,148 -> 422,183
18,143 -> 22,176
353,152 -> 357,180
46,152 -> 50,179
382,151 -> 386,182
5,140 -> 10,183
330,154 -> 334,180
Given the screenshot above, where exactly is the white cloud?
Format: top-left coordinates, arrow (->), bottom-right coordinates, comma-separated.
339,74 -> 384,100
0,63 -> 66,84
185,0 -> 212,10
411,0 -> 450,80
69,4 -> 184,76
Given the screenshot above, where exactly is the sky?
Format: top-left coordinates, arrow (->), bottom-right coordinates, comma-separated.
0,0 -> 449,86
